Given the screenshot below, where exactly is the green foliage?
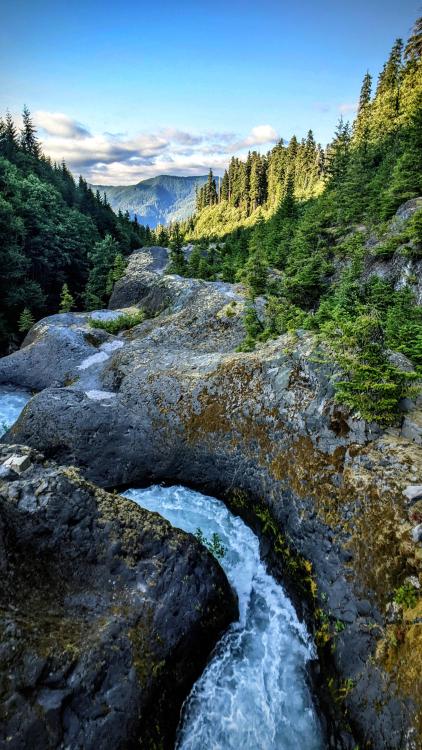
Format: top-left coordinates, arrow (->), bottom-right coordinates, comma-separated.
88,310 -> 145,334
106,253 -> 127,295
0,107 -> 150,350
243,248 -> 268,299
264,297 -> 310,336
18,307 -> 34,333
59,283 -> 75,313
181,18 -> 422,424
85,235 -> 121,309
168,222 -> 187,275
195,528 -> 226,560
236,303 -> 264,352
394,582 -> 418,610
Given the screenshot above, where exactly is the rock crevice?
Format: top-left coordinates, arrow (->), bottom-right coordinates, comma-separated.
1,245 -> 421,749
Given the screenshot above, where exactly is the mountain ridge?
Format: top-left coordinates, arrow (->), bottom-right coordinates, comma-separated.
91,174 -> 209,227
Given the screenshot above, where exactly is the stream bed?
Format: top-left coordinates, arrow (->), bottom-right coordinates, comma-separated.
0,386 -> 325,749
124,485 -> 325,750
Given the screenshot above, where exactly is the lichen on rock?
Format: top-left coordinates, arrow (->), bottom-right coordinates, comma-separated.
2,245 -> 421,749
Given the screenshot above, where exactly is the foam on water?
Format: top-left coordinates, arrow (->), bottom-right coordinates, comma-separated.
0,386 -> 32,436
124,485 -> 325,750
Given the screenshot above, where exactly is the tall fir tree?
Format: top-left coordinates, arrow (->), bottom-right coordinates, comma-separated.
20,106 -> 40,157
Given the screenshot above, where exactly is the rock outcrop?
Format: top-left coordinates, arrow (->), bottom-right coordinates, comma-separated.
1,245 -> 422,749
0,443 -> 237,749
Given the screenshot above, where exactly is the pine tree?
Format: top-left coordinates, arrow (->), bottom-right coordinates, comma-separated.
18,307 -> 35,333
371,39 -> 404,134
106,253 -> 126,294
1,112 -> 18,159
354,72 -> 372,145
85,234 -> 120,309
207,169 -> 218,206
325,117 -> 351,186
376,39 -> 404,95
243,219 -> 268,297
188,244 -> 202,276
59,283 -> 75,312
20,106 -> 40,157
221,171 -> 229,201
404,16 -> 422,61
169,223 -> 186,274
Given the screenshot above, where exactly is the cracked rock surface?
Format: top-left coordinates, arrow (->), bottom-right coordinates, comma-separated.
1,245 -> 422,749
0,444 -> 237,750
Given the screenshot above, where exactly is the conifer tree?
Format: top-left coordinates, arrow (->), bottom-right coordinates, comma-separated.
325,117 -> 351,186
207,169 -> 218,206
243,219 -> 268,297
2,112 -> 18,159
20,106 -> 40,157
354,72 -> 372,145
169,223 -> 186,274
221,171 -> 229,201
404,16 -> 422,61
59,283 -> 75,313
18,308 -> 35,333
188,244 -> 202,276
106,253 -> 127,295
371,39 -> 403,133
85,234 -> 120,309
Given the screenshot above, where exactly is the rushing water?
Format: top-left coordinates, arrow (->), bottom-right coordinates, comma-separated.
124,485 -> 325,750
0,386 -> 31,437
0,387 -> 324,749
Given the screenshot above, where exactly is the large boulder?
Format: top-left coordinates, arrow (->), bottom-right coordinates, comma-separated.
363,197 -> 422,304
0,444 -> 237,749
2,247 -> 422,749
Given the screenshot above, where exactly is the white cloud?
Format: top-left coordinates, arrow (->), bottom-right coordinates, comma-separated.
36,113 -> 280,185
229,124 -> 280,152
34,111 -> 91,139
242,124 -> 279,146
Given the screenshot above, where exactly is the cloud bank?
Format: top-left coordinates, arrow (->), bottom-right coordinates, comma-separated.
34,111 -> 280,185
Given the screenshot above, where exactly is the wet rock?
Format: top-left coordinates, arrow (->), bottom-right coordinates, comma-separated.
2,245 -> 422,749
411,523 -> 422,543
403,485 -> 422,503
0,444 -> 237,749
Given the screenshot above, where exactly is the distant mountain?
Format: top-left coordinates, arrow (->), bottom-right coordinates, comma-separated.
91,174 -> 209,227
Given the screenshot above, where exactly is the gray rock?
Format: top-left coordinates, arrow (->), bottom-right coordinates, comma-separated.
403,485 -> 422,503
411,523 -> 422,543
401,415 -> 422,445
2,245 -> 421,750
385,601 -> 402,624
2,453 -> 31,474
0,445 -> 237,749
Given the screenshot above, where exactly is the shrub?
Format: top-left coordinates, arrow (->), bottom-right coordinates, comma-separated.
88,310 -> 145,334
394,582 -> 418,610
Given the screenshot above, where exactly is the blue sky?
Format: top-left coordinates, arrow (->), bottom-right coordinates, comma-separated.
1,0 -> 419,184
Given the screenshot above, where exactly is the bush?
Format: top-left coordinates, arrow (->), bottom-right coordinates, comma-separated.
88,310 -> 145,334
394,582 -> 418,610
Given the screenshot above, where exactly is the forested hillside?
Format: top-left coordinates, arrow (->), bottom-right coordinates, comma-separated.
91,174 -> 209,227
171,17 -> 422,424
0,109 -> 153,351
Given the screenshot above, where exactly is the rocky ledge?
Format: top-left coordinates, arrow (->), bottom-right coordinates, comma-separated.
0,444 -> 237,749
1,245 -> 422,749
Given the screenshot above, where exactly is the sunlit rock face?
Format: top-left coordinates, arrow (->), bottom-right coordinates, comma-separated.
0,444 -> 236,749
2,244 -> 422,749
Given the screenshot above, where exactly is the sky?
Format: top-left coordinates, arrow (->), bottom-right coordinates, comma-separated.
1,0 -> 420,185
